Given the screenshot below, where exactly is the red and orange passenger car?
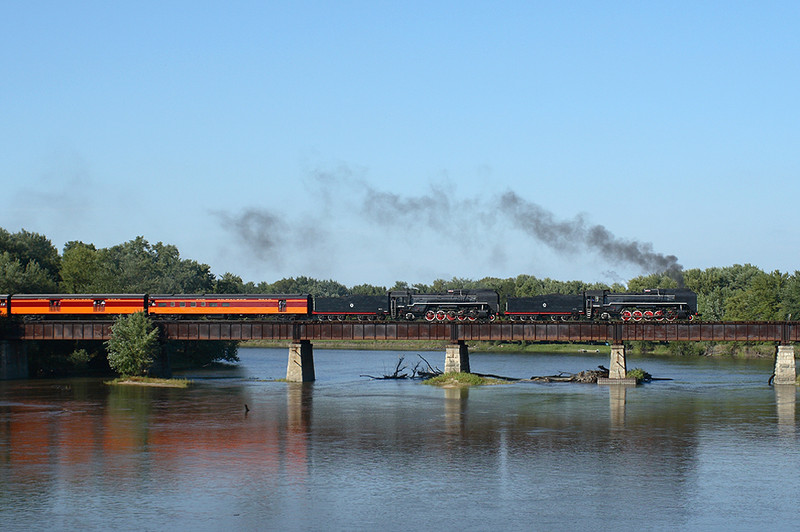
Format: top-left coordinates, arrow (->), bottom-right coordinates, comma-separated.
5,294 -> 147,316
147,294 -> 311,318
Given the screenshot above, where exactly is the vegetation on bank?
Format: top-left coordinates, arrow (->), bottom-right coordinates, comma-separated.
105,376 -> 191,388
241,339 -> 778,358
626,367 -> 653,384
424,372 -> 504,387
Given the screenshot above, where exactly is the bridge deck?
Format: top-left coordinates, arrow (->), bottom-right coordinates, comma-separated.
7,320 -> 799,343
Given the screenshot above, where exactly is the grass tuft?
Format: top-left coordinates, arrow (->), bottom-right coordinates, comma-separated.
106,376 -> 191,388
424,372 -> 503,387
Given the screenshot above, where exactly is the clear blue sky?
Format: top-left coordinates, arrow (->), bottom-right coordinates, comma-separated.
2,1 -> 799,287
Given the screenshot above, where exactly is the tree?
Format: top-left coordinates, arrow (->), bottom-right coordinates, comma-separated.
105,312 -> 160,377
214,272 -> 246,294
0,228 -> 61,292
0,228 -> 61,282
60,241 -> 104,292
0,251 -> 59,293
724,270 -> 787,321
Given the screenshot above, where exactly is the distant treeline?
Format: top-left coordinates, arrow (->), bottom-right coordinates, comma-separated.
2,227 -> 799,323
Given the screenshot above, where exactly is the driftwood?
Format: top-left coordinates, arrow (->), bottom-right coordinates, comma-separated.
530,366 -> 610,383
361,355 -> 443,380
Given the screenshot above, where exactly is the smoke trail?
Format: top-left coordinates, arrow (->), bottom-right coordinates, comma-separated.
215,209 -> 286,262
499,191 -> 683,282
216,167 -> 684,283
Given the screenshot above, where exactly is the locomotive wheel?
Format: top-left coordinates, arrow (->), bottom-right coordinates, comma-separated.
446,311 -> 456,321
489,314 -> 497,322
425,311 -> 435,322
436,310 -> 446,321
457,314 -> 466,321
654,310 -> 664,322
467,316 -> 476,322
621,310 -> 632,322
632,310 -> 643,322
643,310 -> 654,321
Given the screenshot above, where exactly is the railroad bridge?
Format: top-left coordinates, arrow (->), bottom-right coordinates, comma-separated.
1,320 -> 798,383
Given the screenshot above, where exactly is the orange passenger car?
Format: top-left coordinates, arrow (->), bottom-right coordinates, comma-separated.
7,294 -> 148,316
147,294 -> 312,318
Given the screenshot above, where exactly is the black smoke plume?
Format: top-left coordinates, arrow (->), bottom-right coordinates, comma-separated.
499,191 -> 683,283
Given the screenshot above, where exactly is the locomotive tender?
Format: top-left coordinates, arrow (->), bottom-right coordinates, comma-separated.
0,288 -> 697,322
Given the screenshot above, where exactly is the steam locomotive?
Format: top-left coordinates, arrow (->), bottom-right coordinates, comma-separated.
1,288 -> 697,322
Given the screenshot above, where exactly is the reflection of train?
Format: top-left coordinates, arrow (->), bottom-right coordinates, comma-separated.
0,288 -> 697,322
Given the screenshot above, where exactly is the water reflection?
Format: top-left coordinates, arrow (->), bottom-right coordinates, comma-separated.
774,384 -> 796,437
1,349 -> 799,531
444,386 -> 469,437
607,383 -> 635,428
285,383 -> 311,481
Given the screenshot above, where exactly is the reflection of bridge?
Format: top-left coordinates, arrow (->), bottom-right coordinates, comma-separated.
1,320 -> 797,384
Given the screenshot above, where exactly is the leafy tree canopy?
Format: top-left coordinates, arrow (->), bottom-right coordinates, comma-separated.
0,228 -> 61,292
105,312 -> 160,377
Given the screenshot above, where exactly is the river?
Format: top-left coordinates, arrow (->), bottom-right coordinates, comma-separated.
1,347 -> 798,531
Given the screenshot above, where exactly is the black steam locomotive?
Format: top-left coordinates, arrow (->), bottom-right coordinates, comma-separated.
314,289 -> 500,322
314,288 -> 697,322
505,289 -> 698,322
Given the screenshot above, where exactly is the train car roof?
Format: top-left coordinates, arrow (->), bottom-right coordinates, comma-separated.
148,294 -> 311,298
9,293 -> 148,298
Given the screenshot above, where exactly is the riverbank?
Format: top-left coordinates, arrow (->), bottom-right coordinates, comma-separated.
240,339 -> 778,358
241,339 -> 612,354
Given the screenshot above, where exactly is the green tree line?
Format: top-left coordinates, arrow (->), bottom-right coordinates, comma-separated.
2,227 -> 799,322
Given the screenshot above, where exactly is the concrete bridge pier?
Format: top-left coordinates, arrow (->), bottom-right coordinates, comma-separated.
0,340 -> 28,380
598,344 -> 637,385
773,345 -> 796,385
445,341 -> 470,374
286,340 -> 315,382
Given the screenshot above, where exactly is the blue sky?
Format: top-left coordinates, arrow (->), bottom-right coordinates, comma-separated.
2,1 -> 799,287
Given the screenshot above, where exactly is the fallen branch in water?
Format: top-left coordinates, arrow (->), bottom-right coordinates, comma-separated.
361,355 -> 443,380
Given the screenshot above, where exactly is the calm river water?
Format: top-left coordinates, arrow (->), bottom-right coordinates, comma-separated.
1,347 -> 798,531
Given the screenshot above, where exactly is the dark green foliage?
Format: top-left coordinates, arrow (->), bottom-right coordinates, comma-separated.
61,237 -> 214,294
165,340 -> 239,368
666,341 -> 708,356
214,272 -> 246,294
262,276 -> 349,296
626,367 -> 652,383
0,228 -> 60,292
